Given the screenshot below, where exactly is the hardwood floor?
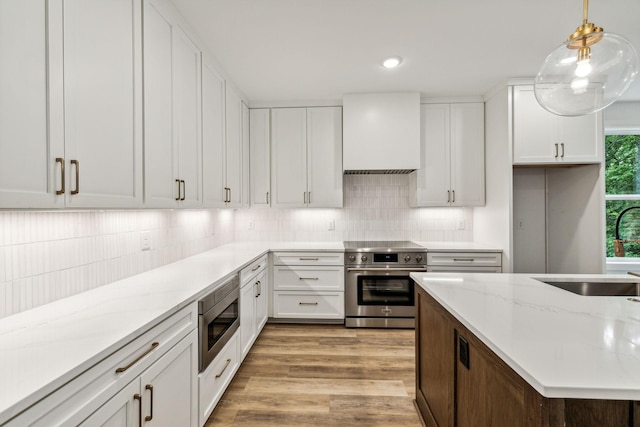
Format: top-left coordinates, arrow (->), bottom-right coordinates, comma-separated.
205,323 -> 423,427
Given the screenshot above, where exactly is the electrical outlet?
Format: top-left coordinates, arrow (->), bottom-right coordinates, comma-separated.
517,220 -> 525,230
457,219 -> 465,230
328,219 -> 335,231
248,219 -> 255,230
140,231 -> 151,251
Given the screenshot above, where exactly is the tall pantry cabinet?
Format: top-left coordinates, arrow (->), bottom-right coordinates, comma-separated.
0,0 -> 143,209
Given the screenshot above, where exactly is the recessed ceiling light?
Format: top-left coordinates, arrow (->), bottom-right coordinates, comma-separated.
382,56 -> 402,69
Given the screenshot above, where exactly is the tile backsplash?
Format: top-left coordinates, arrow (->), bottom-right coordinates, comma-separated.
0,209 -> 234,318
0,175 -> 473,318
235,174 -> 473,242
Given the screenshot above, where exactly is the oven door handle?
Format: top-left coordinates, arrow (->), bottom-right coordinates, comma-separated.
346,267 -> 428,272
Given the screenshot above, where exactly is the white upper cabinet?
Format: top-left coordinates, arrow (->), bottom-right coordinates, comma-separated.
202,59 -> 226,208
242,102 -> 251,208
411,103 -> 485,207
62,0 -> 143,208
143,0 -> 202,207
249,109 -> 271,207
0,0 -> 62,208
225,84 -> 243,207
271,107 -> 343,208
512,85 -> 603,165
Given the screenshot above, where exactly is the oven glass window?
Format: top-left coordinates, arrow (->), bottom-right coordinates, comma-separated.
207,299 -> 238,351
357,276 -> 414,306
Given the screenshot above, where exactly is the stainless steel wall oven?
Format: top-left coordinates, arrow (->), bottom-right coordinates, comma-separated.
345,241 -> 427,328
198,275 -> 239,372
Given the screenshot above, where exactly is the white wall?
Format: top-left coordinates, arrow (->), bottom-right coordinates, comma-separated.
235,174 -> 474,242
0,209 -> 234,318
513,168 -> 546,273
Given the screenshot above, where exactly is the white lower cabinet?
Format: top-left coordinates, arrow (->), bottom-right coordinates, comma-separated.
239,256 -> 268,359
81,329 -> 198,427
5,304 -> 198,427
272,252 -> 344,320
198,331 -> 240,426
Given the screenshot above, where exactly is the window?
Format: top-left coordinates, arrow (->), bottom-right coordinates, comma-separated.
605,132 -> 640,258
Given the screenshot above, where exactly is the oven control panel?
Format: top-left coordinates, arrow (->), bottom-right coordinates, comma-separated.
345,251 -> 426,267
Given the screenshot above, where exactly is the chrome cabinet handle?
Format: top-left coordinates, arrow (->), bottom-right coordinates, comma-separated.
115,342 -> 159,373
180,180 -> 186,201
299,302 -> 318,306
561,142 -> 565,158
175,179 -> 181,201
555,143 -> 559,158
55,158 -> 65,195
216,358 -> 232,378
144,384 -> 153,421
70,160 -> 79,195
299,277 -> 319,280
133,394 -> 142,427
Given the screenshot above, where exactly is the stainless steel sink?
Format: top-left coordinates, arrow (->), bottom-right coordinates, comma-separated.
539,280 -> 640,296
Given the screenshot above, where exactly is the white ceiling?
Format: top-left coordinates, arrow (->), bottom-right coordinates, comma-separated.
171,0 -> 640,106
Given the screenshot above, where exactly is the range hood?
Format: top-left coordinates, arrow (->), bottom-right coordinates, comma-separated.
342,92 -> 420,174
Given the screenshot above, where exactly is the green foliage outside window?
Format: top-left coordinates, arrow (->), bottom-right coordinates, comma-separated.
605,134 -> 640,257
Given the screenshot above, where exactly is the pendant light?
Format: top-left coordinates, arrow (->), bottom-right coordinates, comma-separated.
534,0 -> 639,116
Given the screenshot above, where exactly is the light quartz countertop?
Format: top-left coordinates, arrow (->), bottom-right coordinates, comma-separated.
0,241 -> 344,425
411,272 -> 640,400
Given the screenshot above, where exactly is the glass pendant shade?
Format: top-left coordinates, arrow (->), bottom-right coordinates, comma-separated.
534,32 -> 639,116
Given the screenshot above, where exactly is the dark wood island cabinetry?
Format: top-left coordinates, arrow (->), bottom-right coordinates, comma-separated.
415,286 -> 639,427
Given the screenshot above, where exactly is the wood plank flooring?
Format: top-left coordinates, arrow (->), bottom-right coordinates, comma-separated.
205,323 -> 423,427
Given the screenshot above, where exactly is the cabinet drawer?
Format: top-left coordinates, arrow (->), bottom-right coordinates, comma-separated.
273,266 -> 344,291
426,266 -> 502,273
427,252 -> 502,268
273,291 -> 344,319
6,303 -> 197,427
198,331 -> 240,425
273,251 -> 343,266
240,254 -> 268,287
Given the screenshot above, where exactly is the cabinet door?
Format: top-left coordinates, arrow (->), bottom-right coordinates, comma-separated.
143,1 -> 177,208
79,380 -> 140,427
0,0 -> 64,208
202,59 -> 227,208
450,103 -> 485,206
139,330 -> 198,427
271,108 -> 307,207
241,102 -> 251,207
225,84 -> 243,207
307,107 -> 343,208
255,269 -> 268,333
415,104 -> 450,206
512,86 -> 558,164
249,109 -> 271,207
415,288 -> 455,427
557,112 -> 603,163
173,27 -> 202,207
63,0 -> 143,208
240,280 -> 257,360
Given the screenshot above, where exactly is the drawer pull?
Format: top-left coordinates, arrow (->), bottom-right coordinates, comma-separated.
133,394 -> 142,427
299,277 -> 319,280
299,302 -> 319,306
55,157 -> 65,195
299,257 -> 319,261
216,358 -> 232,378
251,264 -> 261,272
115,342 -> 159,373
144,384 -> 154,421
453,258 -> 475,262
70,159 -> 80,195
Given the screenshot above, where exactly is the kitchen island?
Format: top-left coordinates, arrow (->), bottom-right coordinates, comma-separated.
411,272 -> 640,427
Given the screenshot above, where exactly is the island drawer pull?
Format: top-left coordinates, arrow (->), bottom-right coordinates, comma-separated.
216,358 -> 232,378
299,302 -> 319,306
115,342 -> 159,373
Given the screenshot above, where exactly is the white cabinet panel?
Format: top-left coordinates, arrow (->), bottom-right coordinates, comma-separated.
411,103 -> 484,207
225,85 -> 243,207
202,59 -> 226,208
242,102 -> 251,207
249,109 -> 271,207
512,85 -> 602,165
271,108 -> 308,207
0,0 -> 63,208
143,2 -> 201,207
78,380 -> 139,427
63,0 -> 143,208
307,107 -> 343,207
